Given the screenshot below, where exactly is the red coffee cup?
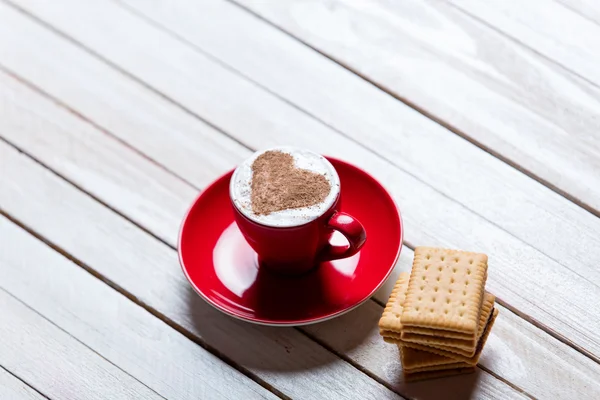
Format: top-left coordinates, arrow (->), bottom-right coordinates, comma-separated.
230,148 -> 367,275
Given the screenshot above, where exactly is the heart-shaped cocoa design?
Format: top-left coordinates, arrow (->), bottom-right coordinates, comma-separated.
251,151 -> 331,215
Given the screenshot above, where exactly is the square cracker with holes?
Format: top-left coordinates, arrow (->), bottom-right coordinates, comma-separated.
379,270 -> 494,350
379,271 -> 410,337
401,247 -> 488,335
397,286 -> 487,339
401,292 -> 495,352
398,307 -> 499,364
400,346 -> 470,372
381,287 -> 497,363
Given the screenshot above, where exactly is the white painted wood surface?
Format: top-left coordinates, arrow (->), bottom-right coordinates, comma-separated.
0,142 -> 400,399
0,0 -> 598,398
0,70 -> 518,398
369,250 -> 600,400
450,0 -> 600,86
0,290 -> 163,400
0,60 -> 598,399
6,0 -> 600,362
0,369 -> 44,400
221,0 -> 600,216
214,0 -> 600,280
557,0 -> 600,25
0,216 -> 278,400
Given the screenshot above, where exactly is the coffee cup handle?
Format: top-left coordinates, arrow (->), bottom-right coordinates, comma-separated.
321,212 -> 367,261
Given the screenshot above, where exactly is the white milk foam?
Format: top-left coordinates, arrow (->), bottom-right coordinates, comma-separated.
230,147 -> 340,227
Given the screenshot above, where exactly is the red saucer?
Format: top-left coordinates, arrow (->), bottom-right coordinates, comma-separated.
179,158 -> 402,326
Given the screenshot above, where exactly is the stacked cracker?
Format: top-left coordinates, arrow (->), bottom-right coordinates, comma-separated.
379,247 -> 498,382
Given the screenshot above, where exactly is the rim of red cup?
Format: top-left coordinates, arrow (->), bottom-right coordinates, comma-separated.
178,156 -> 403,326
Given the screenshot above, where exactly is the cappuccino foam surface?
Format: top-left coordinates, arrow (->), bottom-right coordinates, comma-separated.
230,147 -> 340,227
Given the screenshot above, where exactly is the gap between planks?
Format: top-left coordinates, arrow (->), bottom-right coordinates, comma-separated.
105,0 -> 600,364
0,63 -> 195,194
28,0 -> 600,368
2,60 -> 593,372
448,0 -> 600,89
0,70 -> 584,397
0,3 -> 596,376
0,365 -> 51,400
0,207 -> 289,400
58,0 -> 600,307
0,10 -> 250,192
300,322 -> 534,400
109,0 -> 600,254
220,0 -> 600,221
0,131 -> 409,399
4,0 -> 254,161
114,0 -> 569,244
0,287 -> 169,400
1,143 -> 528,400
396,241 -> 600,366
555,0 -> 600,27
475,364 -> 535,400
0,122 -> 538,400
4,0 -> 487,241
7,0 -> 600,297
0,31 -> 405,393
0,2 -> 596,396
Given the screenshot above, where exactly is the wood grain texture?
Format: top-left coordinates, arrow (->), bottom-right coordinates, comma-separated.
0,216 -> 278,400
221,0 -> 600,215
0,369 -> 44,400
556,0 -> 600,25
0,57 -> 597,399
8,0 -> 600,360
0,290 -> 162,400
0,71 -> 522,399
0,4 -> 249,245
450,0 -> 600,86
0,144 -> 400,399
216,0 -> 600,271
366,250 -> 600,399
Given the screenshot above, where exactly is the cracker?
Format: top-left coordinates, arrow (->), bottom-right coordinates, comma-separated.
403,367 -> 475,382
401,247 -> 488,334
404,361 -> 472,373
384,336 -> 403,345
424,308 -> 498,357
402,292 -> 496,347
380,330 -> 403,340
401,346 -> 462,370
378,272 -> 410,334
397,308 -> 498,365
400,331 -> 475,349
396,292 -> 496,352
401,326 -> 475,340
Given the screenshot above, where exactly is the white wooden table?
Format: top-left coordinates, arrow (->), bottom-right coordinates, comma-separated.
1,1 -> 599,399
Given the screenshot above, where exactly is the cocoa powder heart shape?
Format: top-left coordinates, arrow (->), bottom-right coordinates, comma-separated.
251,151 -> 331,215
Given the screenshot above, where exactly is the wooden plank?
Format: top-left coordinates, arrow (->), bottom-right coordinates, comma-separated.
6,0 -> 600,361
111,0 -> 600,218
207,0 -> 600,268
0,147 -> 400,399
0,369 -> 45,400
556,0 -> 600,25
0,61 -> 596,399
450,0 -> 600,87
0,77 -> 522,399
0,216 -> 279,400
0,291 -> 162,400
0,131 -> 518,399
0,5 -> 249,245
216,0 -> 600,216
367,250 -> 600,400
